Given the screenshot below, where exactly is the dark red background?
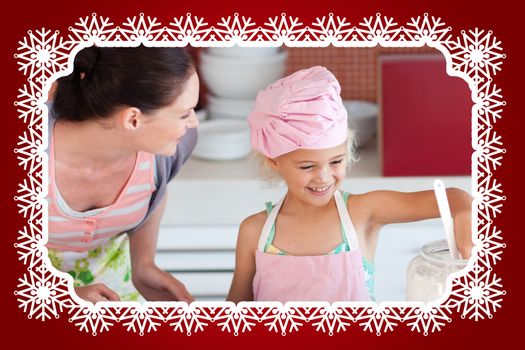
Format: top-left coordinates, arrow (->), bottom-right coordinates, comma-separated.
1,0 -> 522,348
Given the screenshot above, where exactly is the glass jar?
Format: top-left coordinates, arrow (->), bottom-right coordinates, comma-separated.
406,239 -> 468,302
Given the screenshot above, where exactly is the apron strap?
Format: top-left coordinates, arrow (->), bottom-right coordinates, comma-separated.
334,190 -> 361,252
257,196 -> 285,251
257,192 -> 361,253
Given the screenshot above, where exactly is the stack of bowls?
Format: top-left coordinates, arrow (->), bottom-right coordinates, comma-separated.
206,95 -> 255,121
192,119 -> 251,161
199,47 -> 287,99
194,46 -> 288,160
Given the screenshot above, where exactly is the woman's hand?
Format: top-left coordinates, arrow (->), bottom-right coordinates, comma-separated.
128,193 -> 194,303
74,283 -> 120,303
453,209 -> 474,259
132,263 -> 194,303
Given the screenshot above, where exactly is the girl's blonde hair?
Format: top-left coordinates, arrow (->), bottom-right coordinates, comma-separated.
253,128 -> 359,186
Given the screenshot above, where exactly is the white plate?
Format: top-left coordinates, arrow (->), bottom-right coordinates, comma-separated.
193,120 -> 251,161
207,95 -> 255,120
195,108 -> 208,122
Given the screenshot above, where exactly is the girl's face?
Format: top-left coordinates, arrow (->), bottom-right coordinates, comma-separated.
137,71 -> 200,156
270,142 -> 348,206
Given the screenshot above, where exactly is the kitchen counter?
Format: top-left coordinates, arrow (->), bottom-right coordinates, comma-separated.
162,137 -> 472,225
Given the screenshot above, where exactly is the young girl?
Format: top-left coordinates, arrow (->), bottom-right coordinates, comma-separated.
227,66 -> 473,303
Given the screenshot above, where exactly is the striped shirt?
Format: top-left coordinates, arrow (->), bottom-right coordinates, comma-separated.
47,139 -> 156,252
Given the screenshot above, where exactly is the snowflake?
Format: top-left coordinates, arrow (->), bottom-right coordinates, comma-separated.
167,14 -> 210,43
16,129 -> 43,173
117,13 -> 164,43
14,224 -> 43,268
117,303 -> 165,335
477,178 -> 505,220
15,28 -> 71,83
445,263 -> 505,321
403,304 -> 452,335
309,13 -> 352,42
259,303 -> 307,335
164,303 -> 213,335
477,83 -> 505,126
67,13 -> 115,44
476,135 -> 504,180
213,303 -> 260,335
446,28 -> 505,86
354,304 -> 403,335
402,13 -> 452,44
477,226 -> 505,266
68,304 -> 119,335
15,82 -> 46,128
16,265 -> 73,321
15,174 -> 44,222
264,14 -> 305,43
476,155 -> 502,201
209,13 -> 257,42
355,14 -> 400,44
307,303 -> 355,335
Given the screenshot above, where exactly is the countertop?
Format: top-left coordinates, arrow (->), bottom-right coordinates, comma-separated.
163,137 -> 472,225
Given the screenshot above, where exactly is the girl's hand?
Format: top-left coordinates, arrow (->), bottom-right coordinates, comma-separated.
74,283 -> 120,303
453,209 -> 474,259
132,264 -> 194,303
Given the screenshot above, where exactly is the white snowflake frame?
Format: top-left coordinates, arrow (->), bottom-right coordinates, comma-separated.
14,12 -> 506,336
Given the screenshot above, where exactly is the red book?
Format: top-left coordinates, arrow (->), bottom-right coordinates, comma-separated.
379,53 -> 472,176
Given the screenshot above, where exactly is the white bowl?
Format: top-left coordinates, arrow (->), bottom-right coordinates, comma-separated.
195,108 -> 208,122
343,100 -> 379,147
199,50 -> 288,99
207,46 -> 281,57
207,95 -> 255,120
193,119 -> 251,161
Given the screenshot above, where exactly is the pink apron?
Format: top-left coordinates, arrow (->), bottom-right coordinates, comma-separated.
252,191 -> 370,302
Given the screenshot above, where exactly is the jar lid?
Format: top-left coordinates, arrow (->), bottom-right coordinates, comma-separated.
420,239 -> 469,268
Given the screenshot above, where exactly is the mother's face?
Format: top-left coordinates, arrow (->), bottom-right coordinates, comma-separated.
137,71 -> 200,156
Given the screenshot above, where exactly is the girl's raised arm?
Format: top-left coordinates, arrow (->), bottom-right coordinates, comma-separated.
361,188 -> 473,258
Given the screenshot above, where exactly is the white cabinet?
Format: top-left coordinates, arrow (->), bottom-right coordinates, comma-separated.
156,225 -> 237,301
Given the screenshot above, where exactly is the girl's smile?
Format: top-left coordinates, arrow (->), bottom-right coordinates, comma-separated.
269,142 -> 348,206
306,184 -> 333,195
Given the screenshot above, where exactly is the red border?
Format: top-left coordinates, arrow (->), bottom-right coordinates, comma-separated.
2,0 -> 522,347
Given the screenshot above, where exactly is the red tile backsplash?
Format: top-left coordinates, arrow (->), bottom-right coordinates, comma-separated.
283,46 -> 439,102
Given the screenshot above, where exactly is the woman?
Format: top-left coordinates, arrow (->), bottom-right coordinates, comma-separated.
47,46 -> 199,303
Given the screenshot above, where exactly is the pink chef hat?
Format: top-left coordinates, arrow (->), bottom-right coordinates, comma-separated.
247,66 -> 348,159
